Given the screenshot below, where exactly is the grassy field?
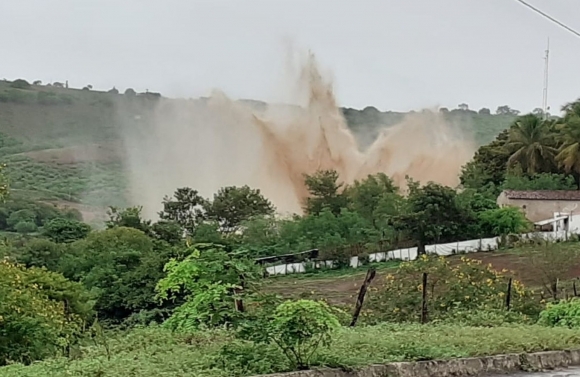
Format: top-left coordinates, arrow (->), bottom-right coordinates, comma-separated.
2,323 -> 580,377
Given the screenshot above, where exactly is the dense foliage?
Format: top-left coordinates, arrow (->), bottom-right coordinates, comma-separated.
366,255 -> 538,324
460,98 -> 580,193
0,260 -> 92,365
539,299 -> 580,328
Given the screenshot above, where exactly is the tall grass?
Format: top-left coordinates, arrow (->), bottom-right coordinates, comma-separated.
2,323 -> 580,377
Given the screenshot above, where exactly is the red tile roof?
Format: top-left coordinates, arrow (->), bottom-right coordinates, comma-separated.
502,190 -> 580,201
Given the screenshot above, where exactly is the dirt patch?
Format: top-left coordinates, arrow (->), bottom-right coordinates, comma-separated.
23,142 -> 123,164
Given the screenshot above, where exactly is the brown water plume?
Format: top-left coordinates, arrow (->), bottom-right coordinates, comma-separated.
118,52 -> 474,218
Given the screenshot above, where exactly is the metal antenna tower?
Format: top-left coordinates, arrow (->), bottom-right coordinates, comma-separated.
542,38 -> 550,119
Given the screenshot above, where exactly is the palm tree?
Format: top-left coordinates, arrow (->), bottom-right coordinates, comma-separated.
556,109 -> 580,188
505,114 -> 557,174
562,99 -> 580,121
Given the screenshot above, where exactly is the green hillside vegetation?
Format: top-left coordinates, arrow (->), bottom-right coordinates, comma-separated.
0,78 -> 518,218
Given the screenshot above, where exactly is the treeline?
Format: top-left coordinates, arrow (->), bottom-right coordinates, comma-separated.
0,169 -> 529,329
461,98 -> 580,193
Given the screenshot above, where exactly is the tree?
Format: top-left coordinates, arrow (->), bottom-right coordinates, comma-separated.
346,173 -> 398,228
59,227 -> 163,321
439,107 -> 449,113
478,108 -> 491,115
124,88 -> 136,96
460,129 -> 510,190
16,238 -> 64,271
7,209 -> 36,229
555,107 -> 580,188
562,99 -> 580,121
108,87 -> 119,94
9,79 -> 31,90
14,221 -> 37,234
458,103 -> 469,111
43,218 -> 91,243
391,181 -> 464,254
0,260 -> 92,365
106,206 -> 151,233
159,187 -> 206,235
205,186 -> 274,234
52,82 -> 64,88
32,80 -> 42,85
478,206 -> 530,237
505,114 -> 556,174
497,105 -> 520,116
533,108 -> 545,117
501,172 -> 576,191
303,170 -> 347,216
156,244 -> 262,330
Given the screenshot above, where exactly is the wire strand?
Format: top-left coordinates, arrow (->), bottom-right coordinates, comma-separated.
514,0 -> 580,39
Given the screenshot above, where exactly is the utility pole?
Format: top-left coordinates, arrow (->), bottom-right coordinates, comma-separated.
542,38 -> 550,119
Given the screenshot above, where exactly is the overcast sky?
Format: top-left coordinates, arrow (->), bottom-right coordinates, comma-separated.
1,0 -> 579,113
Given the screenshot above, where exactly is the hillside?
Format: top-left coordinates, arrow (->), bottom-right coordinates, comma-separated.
0,79 -> 515,220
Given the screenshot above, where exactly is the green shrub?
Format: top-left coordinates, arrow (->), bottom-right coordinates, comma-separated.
59,227 -> 164,321
241,299 -> 341,370
366,255 -> 539,323
0,89 -> 36,104
9,79 -> 31,90
156,244 -> 262,331
14,221 -> 37,234
438,308 -> 533,327
538,299 -> 580,328
43,218 -> 91,243
14,238 -> 64,270
0,260 -> 92,365
7,210 -> 36,229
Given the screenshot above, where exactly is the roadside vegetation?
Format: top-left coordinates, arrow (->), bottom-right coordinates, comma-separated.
2,83 -> 580,376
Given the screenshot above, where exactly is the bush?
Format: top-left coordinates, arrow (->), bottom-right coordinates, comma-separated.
43,218 -> 91,243
366,255 -> 539,323
156,244 -> 262,331
6,209 -> 36,229
59,227 -> 161,321
0,89 -> 36,104
0,260 -> 92,365
14,221 -> 37,234
9,79 -> 31,89
241,300 -> 341,370
539,299 -> 580,328
15,238 -> 64,270
438,308 -> 533,327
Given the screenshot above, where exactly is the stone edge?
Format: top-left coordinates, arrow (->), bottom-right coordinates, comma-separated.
253,349 -> 580,377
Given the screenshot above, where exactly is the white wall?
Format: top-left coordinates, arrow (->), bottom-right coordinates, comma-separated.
264,228 -> 576,276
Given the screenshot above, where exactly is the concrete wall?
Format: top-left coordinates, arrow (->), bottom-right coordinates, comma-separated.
496,193 -> 580,222
253,349 -> 580,377
265,231 -> 569,276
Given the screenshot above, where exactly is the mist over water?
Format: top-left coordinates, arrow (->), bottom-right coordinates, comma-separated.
118,52 -> 475,219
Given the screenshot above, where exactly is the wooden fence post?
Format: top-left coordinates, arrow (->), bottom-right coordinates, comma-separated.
574,279 -> 578,297
349,268 -> 377,327
505,278 -> 512,311
421,272 -> 428,324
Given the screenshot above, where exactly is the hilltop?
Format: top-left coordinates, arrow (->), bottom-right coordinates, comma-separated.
0,79 -> 515,221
